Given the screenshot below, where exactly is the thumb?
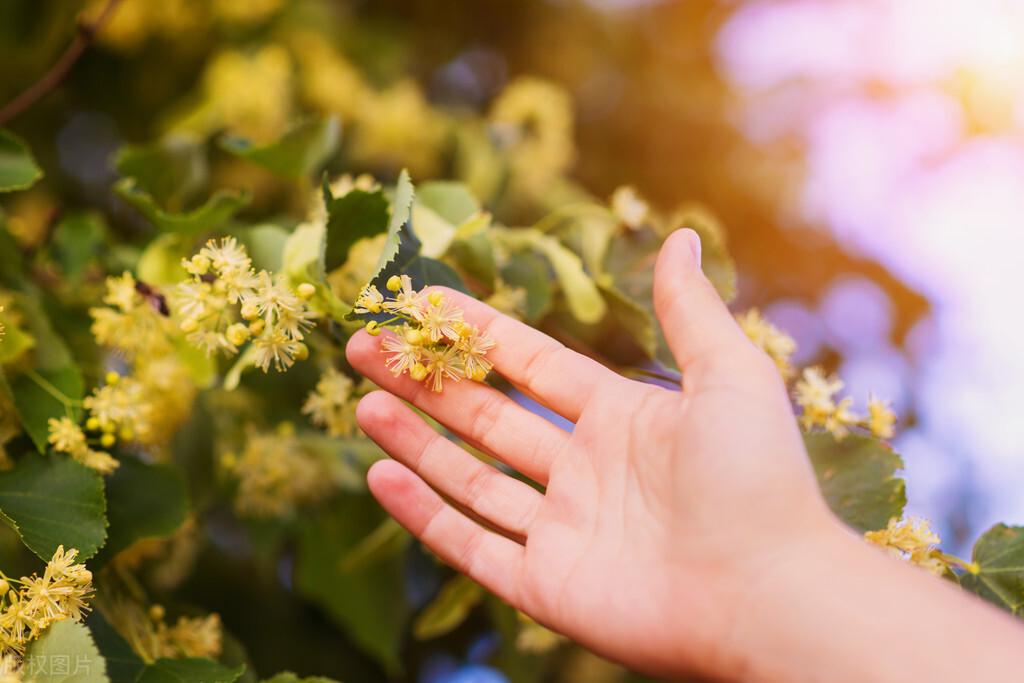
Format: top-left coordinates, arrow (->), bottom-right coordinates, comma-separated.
652,229 -> 749,371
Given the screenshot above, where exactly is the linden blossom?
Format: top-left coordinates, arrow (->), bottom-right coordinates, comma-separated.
0,546 -> 94,661
359,275 -> 496,392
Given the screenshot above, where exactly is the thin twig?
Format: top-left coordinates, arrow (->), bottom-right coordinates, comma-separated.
0,0 -> 124,127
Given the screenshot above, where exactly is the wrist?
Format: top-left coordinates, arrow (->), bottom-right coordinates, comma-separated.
719,516 -> 869,682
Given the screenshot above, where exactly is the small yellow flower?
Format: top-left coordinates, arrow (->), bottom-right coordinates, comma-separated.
610,186 -> 649,230
865,517 -> 947,576
47,418 -> 87,454
424,346 -> 465,393
867,395 -> 897,439
381,332 -> 423,377
737,309 -> 796,379
353,284 -> 385,315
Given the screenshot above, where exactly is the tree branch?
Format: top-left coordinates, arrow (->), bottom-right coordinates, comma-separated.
0,0 -> 124,127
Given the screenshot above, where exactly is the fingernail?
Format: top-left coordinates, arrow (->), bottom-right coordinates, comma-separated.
684,229 -> 702,269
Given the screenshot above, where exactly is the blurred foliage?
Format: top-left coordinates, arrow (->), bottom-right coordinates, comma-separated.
0,1 -> 1017,683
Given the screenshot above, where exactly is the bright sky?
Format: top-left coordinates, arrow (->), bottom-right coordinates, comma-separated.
717,0 -> 1024,548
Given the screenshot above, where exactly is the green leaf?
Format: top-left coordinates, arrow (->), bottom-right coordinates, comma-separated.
961,524 -> 1024,616
449,231 -> 497,289
260,674 -> 340,683
0,129 -> 43,192
87,613 -> 145,683
114,136 -> 207,208
242,224 -> 290,272
495,228 -> 606,324
93,456 -> 188,564
0,307 -> 35,364
0,452 -> 107,561
673,204 -> 737,302
135,659 -> 244,683
416,181 -> 480,226
600,284 -> 656,358
804,432 -> 906,533
413,575 -> 484,640
220,117 -> 340,180
373,169 -> 415,277
51,213 -> 107,284
322,187 -> 389,271
500,251 -> 553,323
137,234 -> 190,286
115,178 -> 250,235
339,517 -> 409,572
295,494 -> 410,673
23,620 -> 109,683
5,367 -> 84,453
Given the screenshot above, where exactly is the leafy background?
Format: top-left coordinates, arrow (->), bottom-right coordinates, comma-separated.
2,1 -> 1024,682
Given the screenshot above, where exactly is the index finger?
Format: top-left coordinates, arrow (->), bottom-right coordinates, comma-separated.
430,287 -> 623,422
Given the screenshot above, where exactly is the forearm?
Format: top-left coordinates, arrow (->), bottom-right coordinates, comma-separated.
732,522 -> 1024,683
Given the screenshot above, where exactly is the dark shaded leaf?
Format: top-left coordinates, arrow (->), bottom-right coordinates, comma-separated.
0,452 -> 107,561
135,659 -> 244,683
961,524 -> 1024,616
804,432 -> 906,533
93,456 -> 188,564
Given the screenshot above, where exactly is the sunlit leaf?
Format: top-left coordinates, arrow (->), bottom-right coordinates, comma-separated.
221,117 -> 340,180
24,620 -> 109,683
115,178 -> 250,235
340,517 -> 409,572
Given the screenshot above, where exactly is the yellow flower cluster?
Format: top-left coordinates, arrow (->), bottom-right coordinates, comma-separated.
865,517 -> 949,576
89,276 -> 199,455
303,368 -> 370,438
489,77 -> 575,196
103,598 -> 221,664
794,367 -> 897,440
221,423 -> 335,517
90,272 -> 174,359
176,237 -> 315,373
355,276 -> 496,393
737,308 -> 797,379
0,546 -> 94,662
610,186 -> 651,230
46,416 -> 119,475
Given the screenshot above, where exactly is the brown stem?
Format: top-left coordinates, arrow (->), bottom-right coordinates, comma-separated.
0,0 -> 124,127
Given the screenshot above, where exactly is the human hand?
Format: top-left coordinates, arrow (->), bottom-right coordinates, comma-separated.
346,229 -> 840,680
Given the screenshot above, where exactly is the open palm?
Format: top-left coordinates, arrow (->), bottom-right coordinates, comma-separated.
347,230 -> 835,679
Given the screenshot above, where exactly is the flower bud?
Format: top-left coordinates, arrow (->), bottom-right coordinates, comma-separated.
85,417 -> 100,432
105,371 -> 120,386
386,275 -> 402,292
470,367 -> 489,381
365,321 -> 381,336
226,322 -> 251,347
148,604 -> 165,621
101,421 -> 117,434
180,317 -> 200,333
428,291 -> 444,306
0,579 -> 9,596
369,302 -> 383,313
294,342 -> 309,361
119,427 -> 134,441
240,302 -> 260,320
297,283 -> 316,300
410,363 -> 428,381
248,319 -> 266,336
100,433 -> 116,448
404,328 -> 425,345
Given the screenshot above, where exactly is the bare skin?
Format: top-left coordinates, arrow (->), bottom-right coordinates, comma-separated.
347,229 -> 1024,681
